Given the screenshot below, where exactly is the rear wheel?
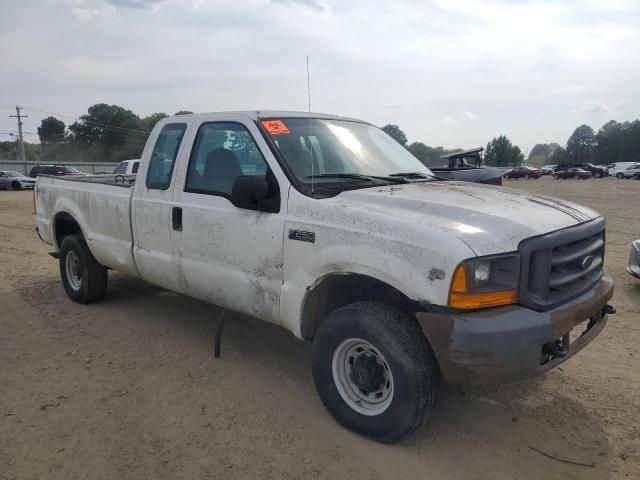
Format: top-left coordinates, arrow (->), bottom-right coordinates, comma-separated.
11,181 -> 21,190
312,301 -> 440,443
59,234 -> 107,303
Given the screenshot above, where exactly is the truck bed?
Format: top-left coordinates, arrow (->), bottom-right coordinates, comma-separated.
35,174 -> 140,277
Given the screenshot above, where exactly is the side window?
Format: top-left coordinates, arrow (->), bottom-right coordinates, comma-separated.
113,162 -> 127,174
132,161 -> 140,174
185,122 -> 269,197
146,123 -> 187,190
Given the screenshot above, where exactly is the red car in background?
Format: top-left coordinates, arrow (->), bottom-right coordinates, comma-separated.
503,166 -> 542,179
554,167 -> 591,180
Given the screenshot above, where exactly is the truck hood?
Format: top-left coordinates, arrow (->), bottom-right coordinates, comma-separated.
333,181 -> 600,256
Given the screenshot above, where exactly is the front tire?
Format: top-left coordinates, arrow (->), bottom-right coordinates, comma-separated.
617,173 -> 624,179
312,302 -> 440,443
59,234 -> 107,303
11,181 -> 21,190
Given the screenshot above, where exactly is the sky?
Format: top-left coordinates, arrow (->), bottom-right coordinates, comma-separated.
0,0 -> 638,154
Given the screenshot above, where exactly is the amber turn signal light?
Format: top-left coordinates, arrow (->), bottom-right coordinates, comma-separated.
448,264 -> 518,309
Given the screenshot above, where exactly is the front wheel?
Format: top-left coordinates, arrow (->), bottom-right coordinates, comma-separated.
312,302 -> 440,443
59,234 -> 108,303
11,181 -> 21,190
617,173 -> 624,179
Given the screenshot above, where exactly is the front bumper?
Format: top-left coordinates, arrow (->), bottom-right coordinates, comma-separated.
416,274 -> 614,385
628,240 -> 640,278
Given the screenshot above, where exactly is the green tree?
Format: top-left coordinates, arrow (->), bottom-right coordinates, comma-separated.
566,125 -> 596,163
67,103 -> 147,162
408,142 -> 462,167
548,146 -> 569,165
484,136 -> 524,167
37,116 -> 66,144
141,112 -> 168,132
381,124 -> 408,147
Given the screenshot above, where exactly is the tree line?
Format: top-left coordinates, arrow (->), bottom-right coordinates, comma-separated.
1,103 -> 637,169
384,119 -> 640,169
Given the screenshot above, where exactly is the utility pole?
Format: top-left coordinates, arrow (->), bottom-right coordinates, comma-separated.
9,106 -> 28,162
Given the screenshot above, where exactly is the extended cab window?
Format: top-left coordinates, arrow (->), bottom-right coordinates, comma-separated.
185,122 -> 268,197
146,123 -> 187,190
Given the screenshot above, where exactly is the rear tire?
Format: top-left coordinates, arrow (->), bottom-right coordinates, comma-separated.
59,234 -> 107,303
11,181 -> 21,190
312,301 -> 440,443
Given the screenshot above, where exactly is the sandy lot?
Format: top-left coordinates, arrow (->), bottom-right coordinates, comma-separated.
1,177 -> 638,479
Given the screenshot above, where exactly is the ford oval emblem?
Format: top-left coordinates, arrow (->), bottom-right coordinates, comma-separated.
581,255 -> 594,270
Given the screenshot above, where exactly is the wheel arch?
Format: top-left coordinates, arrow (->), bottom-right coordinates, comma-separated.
53,211 -> 85,249
300,273 -> 423,341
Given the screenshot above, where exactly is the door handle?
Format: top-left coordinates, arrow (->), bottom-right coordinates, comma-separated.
172,207 -> 182,231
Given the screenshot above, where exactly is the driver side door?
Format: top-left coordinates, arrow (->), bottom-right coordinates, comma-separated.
171,120 -> 286,324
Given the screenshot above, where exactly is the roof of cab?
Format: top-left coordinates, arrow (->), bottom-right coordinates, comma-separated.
167,111 -> 370,124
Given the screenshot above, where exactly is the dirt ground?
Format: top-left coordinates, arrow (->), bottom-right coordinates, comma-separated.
1,177 -> 638,480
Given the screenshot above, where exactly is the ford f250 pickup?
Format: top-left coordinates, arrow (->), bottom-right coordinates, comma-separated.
35,111 -> 615,443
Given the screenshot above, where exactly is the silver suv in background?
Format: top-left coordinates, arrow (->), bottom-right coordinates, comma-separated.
615,163 -> 640,179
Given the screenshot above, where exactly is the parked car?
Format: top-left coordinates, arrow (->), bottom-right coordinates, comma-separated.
29,165 -> 85,178
615,163 -> 640,179
556,163 -> 606,178
628,240 -> 640,279
606,162 -> 636,176
554,167 -> 591,180
0,170 -> 37,190
540,165 -> 555,175
35,111 -> 615,443
503,166 -> 542,179
112,159 -> 140,175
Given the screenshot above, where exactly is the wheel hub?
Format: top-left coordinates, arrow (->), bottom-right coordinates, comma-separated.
331,338 -> 394,416
349,354 -> 386,393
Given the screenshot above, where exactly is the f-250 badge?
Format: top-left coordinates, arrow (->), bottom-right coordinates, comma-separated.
288,229 -> 315,243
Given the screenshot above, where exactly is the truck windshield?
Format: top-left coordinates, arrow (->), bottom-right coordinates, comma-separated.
262,118 -> 433,190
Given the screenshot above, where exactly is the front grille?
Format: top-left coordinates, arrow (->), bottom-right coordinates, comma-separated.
519,218 -> 605,311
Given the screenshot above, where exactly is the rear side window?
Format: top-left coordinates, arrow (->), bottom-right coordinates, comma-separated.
146,123 -> 187,190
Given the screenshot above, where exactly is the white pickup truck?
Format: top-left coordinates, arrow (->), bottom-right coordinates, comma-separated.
36,111 -> 615,442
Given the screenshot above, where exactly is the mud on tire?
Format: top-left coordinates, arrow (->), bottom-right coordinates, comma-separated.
311,301 -> 440,443
59,234 -> 108,303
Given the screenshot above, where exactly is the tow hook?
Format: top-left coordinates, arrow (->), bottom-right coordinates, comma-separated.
603,304 -> 616,315
542,340 -> 567,358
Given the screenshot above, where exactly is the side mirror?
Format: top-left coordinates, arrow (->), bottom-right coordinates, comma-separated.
231,176 -> 269,210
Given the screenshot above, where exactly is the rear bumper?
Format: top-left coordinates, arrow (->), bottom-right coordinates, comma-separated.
416,274 -> 614,385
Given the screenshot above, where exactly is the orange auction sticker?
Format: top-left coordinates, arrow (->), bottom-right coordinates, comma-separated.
261,119 -> 290,135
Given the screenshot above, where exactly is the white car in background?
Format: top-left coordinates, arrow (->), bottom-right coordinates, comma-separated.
112,159 -> 140,175
606,162 -> 636,176
0,170 -> 36,190
615,163 -> 640,179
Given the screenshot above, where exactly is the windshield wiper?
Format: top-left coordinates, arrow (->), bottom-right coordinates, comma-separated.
389,172 -> 447,181
306,173 -> 373,181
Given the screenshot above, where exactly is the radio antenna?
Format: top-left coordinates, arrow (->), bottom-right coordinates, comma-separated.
307,55 -> 315,194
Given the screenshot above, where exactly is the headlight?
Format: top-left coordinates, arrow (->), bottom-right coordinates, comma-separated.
448,254 -> 520,309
